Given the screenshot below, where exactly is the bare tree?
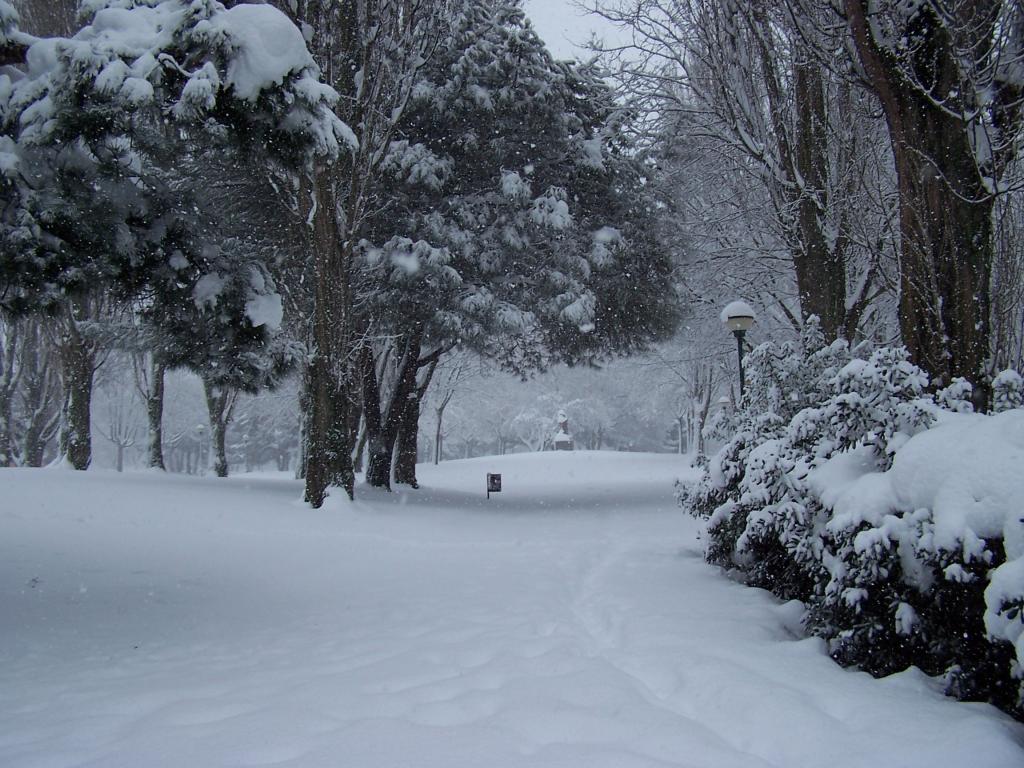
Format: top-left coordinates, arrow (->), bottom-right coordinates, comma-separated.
427,356 -> 476,465
433,386 -> 456,464
96,391 -> 139,472
591,0 -> 892,341
839,0 -> 1024,399
646,333 -> 729,458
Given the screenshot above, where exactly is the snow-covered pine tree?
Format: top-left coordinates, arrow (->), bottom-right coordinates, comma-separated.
145,240 -> 300,478
353,0 -> 679,488
0,0 -> 351,469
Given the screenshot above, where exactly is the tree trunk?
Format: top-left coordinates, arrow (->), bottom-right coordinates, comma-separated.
147,359 -> 166,470
433,387 -> 454,466
0,394 -> 12,467
212,419 -> 227,477
360,344 -> 390,488
59,352 -> 93,470
203,379 -> 237,479
895,143 -> 993,396
286,0 -> 435,502
844,0 -> 1010,401
18,321 -> 60,467
393,356 -> 437,487
696,384 -> 713,458
791,56 -> 847,340
295,393 -> 307,480
743,6 -> 850,341
434,405 -> 445,464
294,2 -> 362,506
0,320 -> 18,467
22,412 -> 56,467
364,330 -> 425,489
364,434 -> 392,487
393,392 -> 420,487
352,416 -> 368,473
116,444 -> 124,473
58,313 -> 96,471
303,164 -> 355,506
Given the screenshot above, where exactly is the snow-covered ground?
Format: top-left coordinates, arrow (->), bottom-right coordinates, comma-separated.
2,452 -> 1022,767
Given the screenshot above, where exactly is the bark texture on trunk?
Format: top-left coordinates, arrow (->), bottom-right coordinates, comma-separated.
58,308 -> 98,471
202,379 -> 237,479
291,0 -> 361,508
363,331 -> 422,489
59,348 -> 93,470
791,58 -> 848,340
743,6 -> 852,341
844,0 -> 1016,399
21,340 -> 60,465
393,357 -> 436,488
146,359 -> 166,470
0,321 -> 17,467
286,0 -> 436,503
302,164 -> 355,506
392,392 -> 420,487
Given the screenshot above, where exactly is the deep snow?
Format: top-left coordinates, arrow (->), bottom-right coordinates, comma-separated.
1,452 -> 1022,767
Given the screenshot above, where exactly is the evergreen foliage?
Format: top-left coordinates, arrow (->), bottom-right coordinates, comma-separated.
682,322 -> 1024,720
0,0 -> 348,314
359,0 -> 679,372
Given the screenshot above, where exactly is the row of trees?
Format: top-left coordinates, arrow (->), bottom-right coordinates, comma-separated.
0,0 -> 679,502
592,0 -> 1024,403
5,348 -> 718,475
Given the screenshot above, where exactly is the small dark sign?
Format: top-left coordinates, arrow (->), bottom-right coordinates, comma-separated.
487,473 -> 502,498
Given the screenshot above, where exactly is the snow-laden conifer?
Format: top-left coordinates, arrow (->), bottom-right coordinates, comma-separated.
0,0 -> 348,469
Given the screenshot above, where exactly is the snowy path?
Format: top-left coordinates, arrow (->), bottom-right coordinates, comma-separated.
2,452 -> 1022,767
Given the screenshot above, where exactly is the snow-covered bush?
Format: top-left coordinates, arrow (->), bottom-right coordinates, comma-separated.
993,370 -> 1024,413
684,319 -> 864,579
683,339 -> 1024,719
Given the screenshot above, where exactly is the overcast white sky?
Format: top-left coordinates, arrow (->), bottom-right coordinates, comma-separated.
522,0 -> 619,60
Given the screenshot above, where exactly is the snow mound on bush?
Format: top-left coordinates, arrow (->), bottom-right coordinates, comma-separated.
892,411 -> 1024,556
811,409 -> 1024,677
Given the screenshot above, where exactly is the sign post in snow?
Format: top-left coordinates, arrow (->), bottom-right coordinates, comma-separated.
487,473 -> 502,499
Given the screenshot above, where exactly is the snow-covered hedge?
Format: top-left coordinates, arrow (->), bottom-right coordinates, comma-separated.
682,324 -> 1024,719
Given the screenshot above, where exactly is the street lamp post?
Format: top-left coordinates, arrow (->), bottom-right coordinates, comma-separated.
721,301 -> 756,401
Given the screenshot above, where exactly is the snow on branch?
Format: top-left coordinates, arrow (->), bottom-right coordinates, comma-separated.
7,0 -> 355,159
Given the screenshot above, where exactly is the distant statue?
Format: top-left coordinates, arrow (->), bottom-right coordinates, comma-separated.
553,409 -> 574,451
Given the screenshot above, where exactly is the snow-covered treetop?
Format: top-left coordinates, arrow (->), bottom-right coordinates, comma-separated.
720,300 -> 755,322
5,0 -> 355,158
